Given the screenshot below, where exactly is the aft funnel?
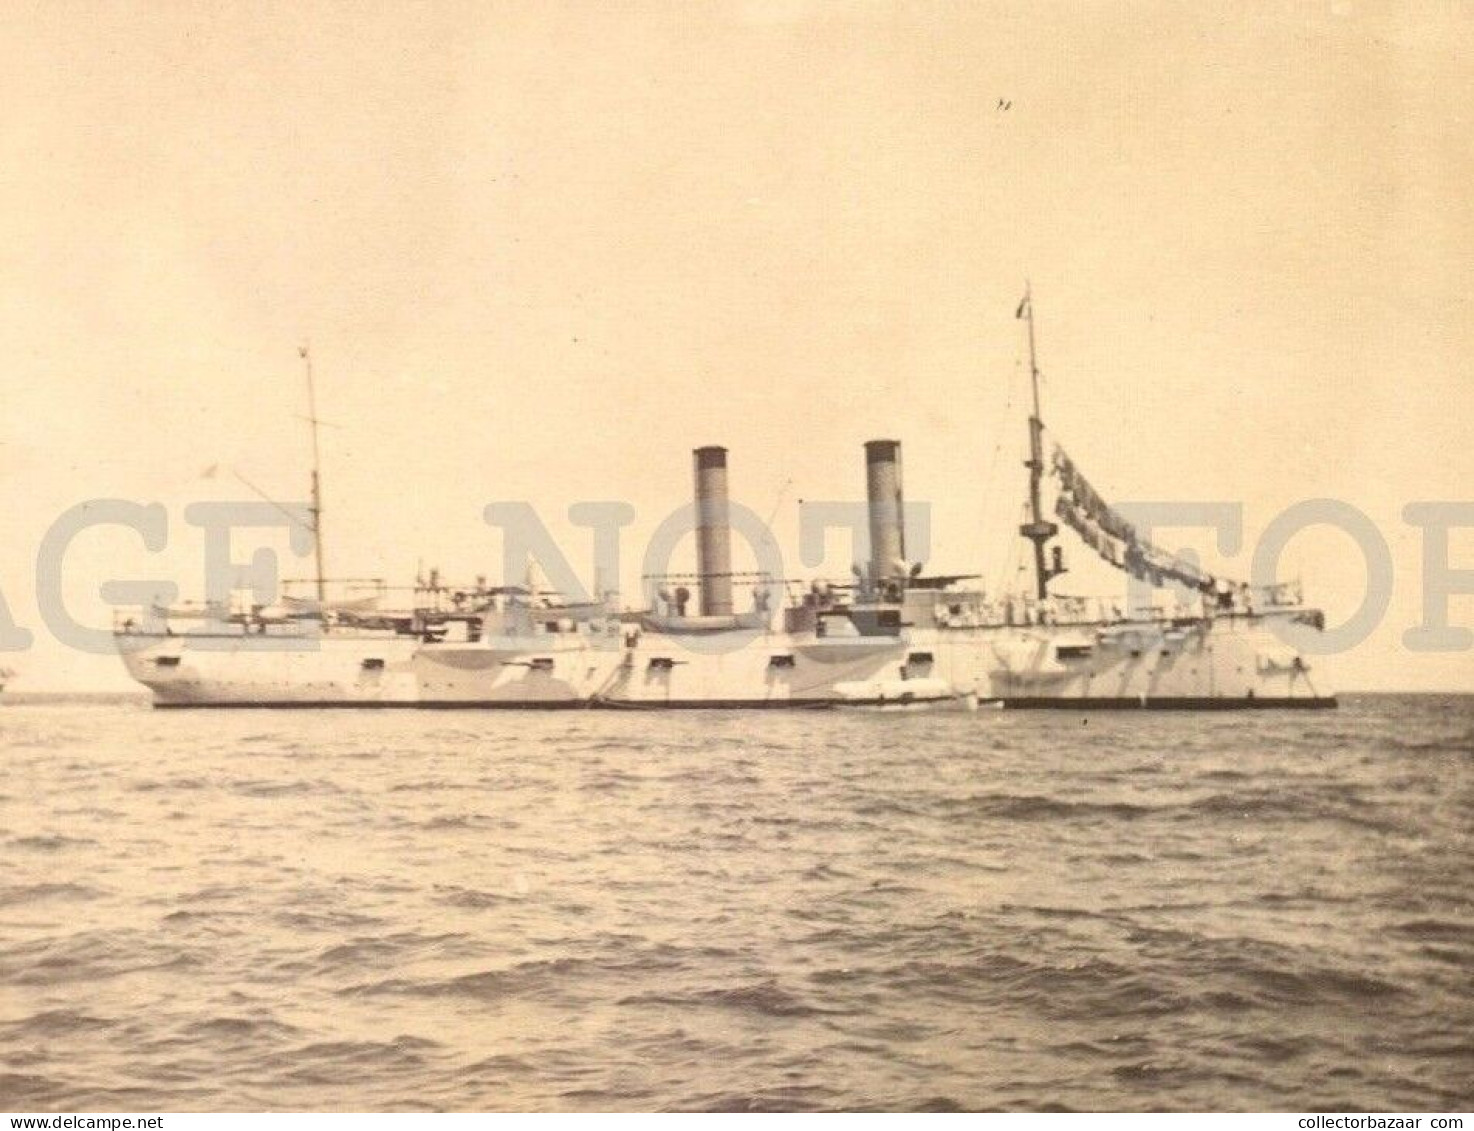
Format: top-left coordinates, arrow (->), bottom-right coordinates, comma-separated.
864,439 -> 906,582
693,446 -> 734,616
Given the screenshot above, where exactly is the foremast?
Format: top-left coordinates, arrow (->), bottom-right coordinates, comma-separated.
300,344 -> 328,612
1017,284 -> 1064,600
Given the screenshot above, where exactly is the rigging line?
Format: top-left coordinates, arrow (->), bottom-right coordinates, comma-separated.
231,468 -> 314,533
762,475 -> 794,546
993,500 -> 1028,598
976,351 -> 1017,578
586,653 -> 631,708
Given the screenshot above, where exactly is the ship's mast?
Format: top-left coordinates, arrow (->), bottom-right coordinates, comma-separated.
1017,283 -> 1061,600
300,344 -> 327,611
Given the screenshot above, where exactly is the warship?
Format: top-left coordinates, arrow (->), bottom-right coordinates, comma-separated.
115,299 -> 1336,710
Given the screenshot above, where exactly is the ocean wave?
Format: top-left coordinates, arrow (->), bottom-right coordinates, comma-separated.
129,776 -> 213,793
387,779 -> 479,793
268,1036 -> 443,1087
181,1015 -> 302,1044
0,1009 -> 116,1039
0,882 -> 104,908
1387,728 -> 1474,755
1242,964 -> 1405,1005
619,978 -> 838,1019
339,955 -> 606,1003
230,778 -> 344,798
1391,918 -> 1474,943
6,834 -> 98,852
683,1083 -> 845,1112
313,932 -> 481,970
0,1072 -> 70,1107
461,1053 -> 536,1076
434,885 -> 522,909
942,793 -> 1156,821
1179,789 -> 1404,832
271,909 -> 390,932
0,931 -> 201,988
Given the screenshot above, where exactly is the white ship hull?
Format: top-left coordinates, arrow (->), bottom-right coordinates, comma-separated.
117,610 -> 1333,710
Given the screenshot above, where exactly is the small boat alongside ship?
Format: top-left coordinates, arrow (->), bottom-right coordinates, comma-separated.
115,299 -> 1337,711
833,678 -> 983,712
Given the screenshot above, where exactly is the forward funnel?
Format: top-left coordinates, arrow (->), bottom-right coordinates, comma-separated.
693,446 -> 734,616
864,439 -> 906,582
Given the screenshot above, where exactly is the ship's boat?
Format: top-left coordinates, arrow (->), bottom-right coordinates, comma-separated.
638,609 -> 771,634
280,593 -> 382,615
833,677 -> 980,712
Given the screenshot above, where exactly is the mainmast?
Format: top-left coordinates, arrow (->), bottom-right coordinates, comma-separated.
300,344 -> 327,611
1017,284 -> 1063,600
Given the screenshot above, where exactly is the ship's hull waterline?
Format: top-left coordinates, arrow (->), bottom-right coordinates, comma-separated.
117,611 -> 1335,710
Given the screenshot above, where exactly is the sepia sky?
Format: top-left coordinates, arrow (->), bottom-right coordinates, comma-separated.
1,0 -> 1470,691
